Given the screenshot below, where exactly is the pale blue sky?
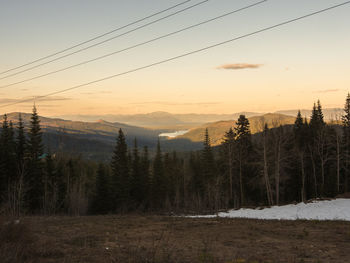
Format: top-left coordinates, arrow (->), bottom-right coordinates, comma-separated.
0,0 -> 349,115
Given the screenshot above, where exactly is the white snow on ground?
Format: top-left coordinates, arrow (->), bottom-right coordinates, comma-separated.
188,199 -> 350,221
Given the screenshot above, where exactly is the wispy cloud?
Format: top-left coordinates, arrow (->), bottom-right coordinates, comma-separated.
217,63 -> 263,70
313,89 -> 341,94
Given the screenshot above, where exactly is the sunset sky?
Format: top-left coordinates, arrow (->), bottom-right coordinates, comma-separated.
0,0 -> 349,116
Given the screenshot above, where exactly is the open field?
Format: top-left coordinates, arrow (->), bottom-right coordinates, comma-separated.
1,215 -> 350,263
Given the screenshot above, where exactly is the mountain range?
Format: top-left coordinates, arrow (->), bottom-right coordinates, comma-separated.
1,109 -> 344,159
55,108 -> 343,129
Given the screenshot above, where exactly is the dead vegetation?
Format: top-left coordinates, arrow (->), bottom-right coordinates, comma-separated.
1,215 -> 350,262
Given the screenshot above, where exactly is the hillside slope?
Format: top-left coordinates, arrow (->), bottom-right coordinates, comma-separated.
176,113 -> 296,145
3,113 -> 162,160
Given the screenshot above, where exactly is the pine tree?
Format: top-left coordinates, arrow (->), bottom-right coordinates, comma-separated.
201,129 -> 218,209
310,100 -> 328,196
44,151 -> 56,214
152,139 -> 164,209
26,105 -> 44,212
16,113 -> 26,175
141,146 -> 150,208
234,115 -> 252,207
131,138 -> 143,207
0,114 -> 17,204
201,128 -> 215,183
293,110 -> 308,202
342,93 -> 350,192
221,127 -> 237,206
0,114 -> 9,203
111,128 -> 129,211
92,163 -> 111,214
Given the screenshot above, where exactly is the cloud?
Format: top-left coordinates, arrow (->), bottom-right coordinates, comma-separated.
217,63 -> 263,70
313,89 -> 341,94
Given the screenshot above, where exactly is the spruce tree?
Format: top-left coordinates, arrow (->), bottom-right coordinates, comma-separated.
221,127 -> 236,205
131,138 -> 143,207
141,146 -> 150,207
234,115 -> 252,206
44,151 -> 56,214
16,113 -> 26,175
201,128 -> 215,183
111,128 -> 129,211
342,93 -> 350,192
293,110 -> 308,202
0,114 -> 10,203
152,139 -> 164,209
27,105 -> 44,212
92,163 -> 111,214
0,114 -> 17,204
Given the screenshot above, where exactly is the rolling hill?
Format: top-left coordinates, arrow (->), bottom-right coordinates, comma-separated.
56,111 -> 262,129
175,113 -> 296,146
3,113 -> 163,160
56,108 -> 343,130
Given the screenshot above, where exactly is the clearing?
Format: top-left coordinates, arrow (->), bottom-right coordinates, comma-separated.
1,215 -> 350,262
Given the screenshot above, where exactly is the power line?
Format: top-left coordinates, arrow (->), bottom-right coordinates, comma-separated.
0,0 -> 193,76
1,0 -> 349,109
0,0 -> 209,80
0,0 -> 267,89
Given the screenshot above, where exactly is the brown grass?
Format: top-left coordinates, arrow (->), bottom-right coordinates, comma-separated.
1,215 -> 350,262
0,217 -> 37,263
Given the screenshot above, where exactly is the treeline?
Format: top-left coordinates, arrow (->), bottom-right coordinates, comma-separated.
0,107 -> 96,215
0,94 -> 350,215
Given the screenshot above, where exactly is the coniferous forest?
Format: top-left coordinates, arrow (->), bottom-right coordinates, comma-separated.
0,94 -> 350,216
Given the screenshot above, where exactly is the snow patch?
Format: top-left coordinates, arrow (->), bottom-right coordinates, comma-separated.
187,199 -> 350,221
159,130 -> 189,138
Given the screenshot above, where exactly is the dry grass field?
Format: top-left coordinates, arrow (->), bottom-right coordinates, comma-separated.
1,215 -> 350,263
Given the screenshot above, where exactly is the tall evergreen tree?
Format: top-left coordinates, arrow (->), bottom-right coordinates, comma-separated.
92,163 -> 111,214
141,146 -> 150,207
152,139 -> 164,209
201,128 -> 215,183
221,127 -> 237,207
26,105 -> 44,212
43,151 -> 56,214
0,114 -> 17,204
293,110 -> 308,202
111,128 -> 129,211
342,93 -> 350,192
234,115 -> 254,207
16,113 -> 26,175
131,138 -> 143,207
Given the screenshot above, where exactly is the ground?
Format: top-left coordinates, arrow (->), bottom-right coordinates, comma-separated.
1,215 -> 350,263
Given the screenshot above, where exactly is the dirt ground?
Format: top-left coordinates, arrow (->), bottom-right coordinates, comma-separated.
2,215 -> 350,263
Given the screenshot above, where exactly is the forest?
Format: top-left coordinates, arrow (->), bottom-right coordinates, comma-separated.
0,94 -> 349,216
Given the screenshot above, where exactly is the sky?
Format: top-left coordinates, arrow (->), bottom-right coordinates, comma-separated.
0,0 -> 349,116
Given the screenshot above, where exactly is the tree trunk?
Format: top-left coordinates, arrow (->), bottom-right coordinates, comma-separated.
300,153 -> 306,202
263,133 -> 273,206
336,134 -> 340,194
239,157 -> 244,207
228,146 -> 233,200
309,148 -> 318,198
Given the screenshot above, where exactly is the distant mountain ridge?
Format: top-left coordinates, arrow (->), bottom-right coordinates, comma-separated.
55,111 -> 262,129
55,108 -> 343,129
1,109 -> 345,159
2,112 -> 163,160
